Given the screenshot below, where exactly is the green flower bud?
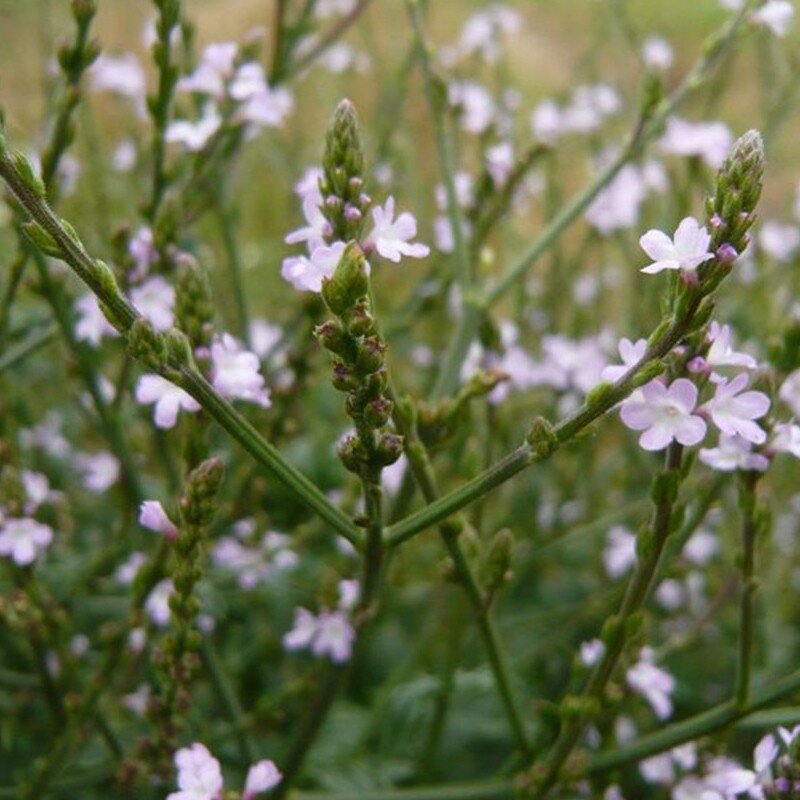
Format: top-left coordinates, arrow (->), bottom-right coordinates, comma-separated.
128,317 -> 168,371
175,258 -> 214,349
526,416 -> 558,460
355,335 -> 386,374
375,432 -> 404,466
321,242 -> 369,315
180,457 -> 224,527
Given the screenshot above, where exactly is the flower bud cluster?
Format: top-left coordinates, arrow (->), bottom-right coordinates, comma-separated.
319,99 -> 371,243
315,243 -> 402,477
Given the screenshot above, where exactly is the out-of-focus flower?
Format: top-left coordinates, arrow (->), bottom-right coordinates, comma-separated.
166,105 -> 222,151
243,760 -> 282,798
659,117 -> 734,169
75,451 -> 120,493
603,525 -> 637,578
758,220 -> 800,261
626,648 -> 676,720
449,80 -> 495,134
699,434 -> 770,472
620,378 -> 707,451
168,743 -> 224,800
74,293 -> 119,346
639,217 -> 714,275
779,369 -> 800,417
601,338 -> 647,382
772,423 -> 800,458
210,334 -> 272,408
89,53 -> 146,98
130,275 -> 175,332
580,638 -> 605,666
0,517 -> 53,565
145,579 -> 174,627
642,36 -> 674,70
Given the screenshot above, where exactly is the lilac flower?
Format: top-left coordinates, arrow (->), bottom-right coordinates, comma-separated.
210,334 -> 271,408
0,518 -> 53,566
448,80 -> 495,134
168,743 -> 224,800
249,319 -> 283,360
74,293 -> 119,346
601,338 -> 647,382
702,757 -> 757,798
639,217 -> 715,275
242,760 -> 282,798
531,100 -> 564,142
753,0 -> 795,37
684,529 -> 720,566
585,163 -> 647,234
293,165 -> 324,205
89,53 -> 146,99
626,649 -> 676,720
238,83 -> 294,128
454,5 -> 523,63
283,608 -> 319,651
130,275 -> 175,332
115,552 -> 147,586
701,374 -> 770,444
368,197 -> 430,263
758,219 -> 800,261
485,141 -> 515,188
435,172 -> 474,211
778,369 -> 800,416
620,378 -> 707,451
135,374 -> 201,429
177,42 -> 238,98
699,434 -> 769,472
281,241 -> 346,293
603,525 -> 637,579
754,734 -> 779,774
128,226 -> 159,278
139,500 -> 178,539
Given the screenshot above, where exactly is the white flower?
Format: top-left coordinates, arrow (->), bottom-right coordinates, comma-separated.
282,241 -> 346,293
293,166 -> 323,205
603,525 -> 637,579
683,529 -> 720,566
585,164 -> 648,234
136,375 -> 201,429
89,53 -> 146,98
74,451 -> 120,493
128,226 -> 159,278
772,422 -> 800,458
145,579 -> 174,627
74,293 -> 118,346
642,36 -> 674,70
531,100 -> 564,142
659,117 -> 734,169
166,105 -> 221,151
699,434 -> 769,472
639,217 -> 715,274
285,194 -> 331,251
243,761 -> 282,798
448,80 -> 495,134
0,518 -> 54,565
368,197 -> 430,263
130,275 -> 175,332
485,142 -> 514,188
139,500 -> 178,538
580,638 -> 605,667
168,742 -> 224,800
210,334 -> 271,408
706,322 -> 758,371
753,0 -> 794,37
626,649 -> 675,720
753,733 -> 779,773
758,219 -> 800,261
177,42 -> 238,97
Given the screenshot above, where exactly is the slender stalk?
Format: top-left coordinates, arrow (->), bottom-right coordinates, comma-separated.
0,322 -> 57,374
735,471 -> 761,707
428,1 -> 756,399
406,0 -> 470,294
527,443 -> 684,799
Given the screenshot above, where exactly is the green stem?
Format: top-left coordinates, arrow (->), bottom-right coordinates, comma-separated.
0,322 -> 58,374
735,471 -> 760,707
528,443 -> 684,799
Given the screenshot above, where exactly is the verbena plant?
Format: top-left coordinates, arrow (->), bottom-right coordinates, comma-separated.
1,1 -> 800,798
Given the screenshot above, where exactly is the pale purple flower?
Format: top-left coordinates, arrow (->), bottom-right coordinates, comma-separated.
754,734 -> 779,774
601,338 -> 647,382
753,0 -> 794,36
238,83 -> 294,128
136,374 -> 201,429
585,164 -> 647,233
603,525 -> 637,579
772,422 -> 800,458
75,451 -> 120,493
139,500 -> 178,539
312,609 -> 356,663
531,100 -> 564,142
168,743 -> 224,800
115,551 -> 147,585
642,36 -> 674,70
145,579 -> 174,627
128,226 -> 159,278
626,649 -> 676,720
249,319 -> 283,360
640,753 -> 675,785
758,220 -> 800,261
448,80 -> 495,134
485,142 -> 514,188
210,334 -> 271,408
580,638 -> 605,667
74,293 -> 118,346
701,373 -> 770,444
703,757 -> 757,798
639,217 -> 715,274
166,105 -> 222,151
22,470 -> 54,512
293,166 -> 323,205
281,241 -> 346,293
455,5 -> 523,63
683,529 -> 719,566
112,140 -> 137,171
242,761 -> 282,798
0,517 -> 53,565
121,683 -> 151,717
283,608 -> 319,651
435,172 -> 474,211
659,117 -> 734,169
89,53 -> 146,99
130,275 -> 175,332
433,215 -> 471,254
777,724 -> 800,747
368,197 -> 430,263
229,62 -> 267,100
620,378 -> 707,451
177,42 -> 238,97
699,434 -> 769,472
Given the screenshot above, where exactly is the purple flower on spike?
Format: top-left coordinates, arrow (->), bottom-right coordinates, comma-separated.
639,217 -> 715,274
620,378 -> 707,451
